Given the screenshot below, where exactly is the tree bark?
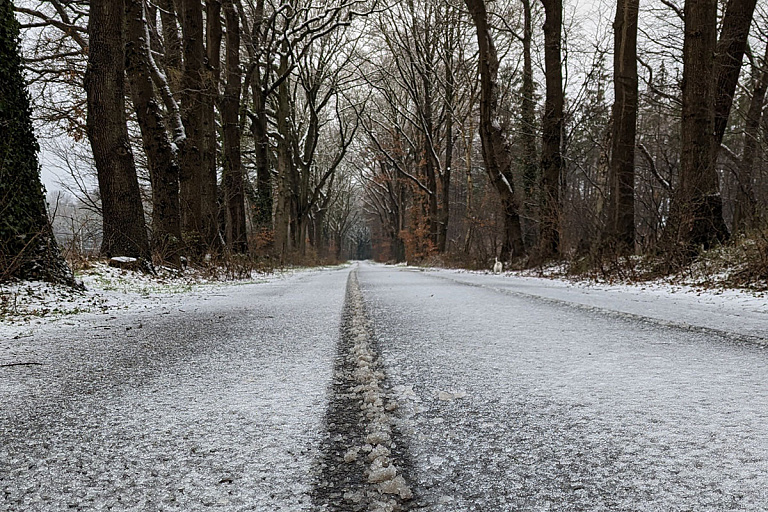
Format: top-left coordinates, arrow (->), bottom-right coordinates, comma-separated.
245,0 -> 273,234
178,0 -> 206,251
85,0 -> 149,259
437,14 -> 455,254
251,86 -> 273,231
733,42 -> 768,232
222,0 -> 247,252
539,0 -> 564,258
419,37 -> 439,251
201,0 -> 222,250
605,0 -> 639,253
520,0 -> 538,250
273,47 -> 292,260
125,0 -> 182,264
157,0 -> 183,94
464,0 -> 525,261
672,0 -> 729,252
713,0 -> 758,149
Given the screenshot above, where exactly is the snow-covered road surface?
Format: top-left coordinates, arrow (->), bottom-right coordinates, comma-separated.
1,268 -> 349,511
357,262 -> 768,510
2,261 -> 768,511
418,267 -> 767,341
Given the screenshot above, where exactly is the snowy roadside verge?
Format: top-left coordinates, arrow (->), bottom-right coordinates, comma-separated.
0,262 -> 346,340
402,266 -> 767,342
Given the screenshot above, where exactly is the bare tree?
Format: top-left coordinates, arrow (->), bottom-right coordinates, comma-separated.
85,0 -> 149,259
464,0 -> 524,261
539,0 -> 564,258
605,0 -> 639,253
178,0 -> 206,250
713,0 -> 758,149
125,0 -> 182,263
669,0 -> 729,254
222,0 -> 248,252
732,41 -> 768,232
519,0 -> 538,248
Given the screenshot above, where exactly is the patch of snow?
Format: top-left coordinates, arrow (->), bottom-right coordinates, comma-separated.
420,268 -> 767,341
438,390 -> 468,401
0,262 -> 348,341
110,256 -> 137,263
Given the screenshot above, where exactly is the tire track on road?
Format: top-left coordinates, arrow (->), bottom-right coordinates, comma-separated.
312,270 -> 415,512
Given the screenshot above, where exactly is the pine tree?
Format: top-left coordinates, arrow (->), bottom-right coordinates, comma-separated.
0,0 -> 74,284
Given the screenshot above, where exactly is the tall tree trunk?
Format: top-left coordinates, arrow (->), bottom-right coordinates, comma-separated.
672,0 -> 729,252
201,0 -> 222,251
178,0 -> 206,251
713,0 -> 758,148
520,0 -> 538,250
314,208 -> 326,258
733,42 -> 768,232
273,49 -> 292,260
125,0 -> 182,264
605,0 -> 639,253
464,0 -> 525,261
251,87 -> 272,232
539,0 -> 564,258
421,54 -> 439,251
248,0 -> 273,235
437,20 -> 454,254
0,0 -> 73,284
157,0 -> 183,94
222,0 -> 247,252
85,0 -> 149,259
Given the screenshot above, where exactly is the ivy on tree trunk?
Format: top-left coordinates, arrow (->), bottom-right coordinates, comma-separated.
0,0 -> 74,284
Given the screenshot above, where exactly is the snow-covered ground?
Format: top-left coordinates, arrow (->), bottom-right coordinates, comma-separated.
3,261 -> 768,510
0,263 -> 346,340
412,266 -> 767,341
1,265 -> 351,511
357,262 -> 768,510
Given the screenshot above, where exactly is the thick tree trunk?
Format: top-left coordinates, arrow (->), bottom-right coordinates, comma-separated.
539,0 -> 564,258
201,0 -> 222,251
713,0 -> 758,148
249,0 -> 273,234
273,47 -> 294,260
672,0 -> 729,252
605,0 -> 639,253
125,0 -> 182,264
0,0 -> 73,284
222,0 -> 247,253
178,0 -> 206,250
251,89 -> 272,231
85,0 -> 149,259
733,42 -> 768,232
520,0 -> 538,250
464,0 -> 525,261
314,208 -> 327,258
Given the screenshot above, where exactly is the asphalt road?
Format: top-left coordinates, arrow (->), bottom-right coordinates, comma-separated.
2,262 -> 768,511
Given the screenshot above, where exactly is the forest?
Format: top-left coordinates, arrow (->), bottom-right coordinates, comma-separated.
1,0 -> 767,284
